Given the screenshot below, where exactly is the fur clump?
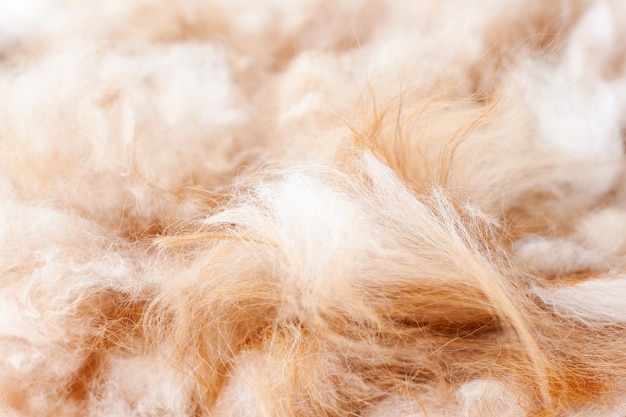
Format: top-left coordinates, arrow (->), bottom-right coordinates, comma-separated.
1,1 -> 626,416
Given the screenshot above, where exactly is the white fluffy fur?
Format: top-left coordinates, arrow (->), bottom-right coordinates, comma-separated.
1,1 -> 626,416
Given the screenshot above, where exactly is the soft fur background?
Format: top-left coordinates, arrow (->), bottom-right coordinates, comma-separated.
1,1 -> 626,416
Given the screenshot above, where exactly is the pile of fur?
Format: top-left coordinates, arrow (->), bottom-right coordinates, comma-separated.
1,0 -> 626,415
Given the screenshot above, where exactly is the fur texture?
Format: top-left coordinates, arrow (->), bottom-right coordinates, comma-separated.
1,1 -> 626,415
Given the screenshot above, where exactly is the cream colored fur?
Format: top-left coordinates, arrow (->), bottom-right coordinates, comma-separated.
1,1 -> 626,416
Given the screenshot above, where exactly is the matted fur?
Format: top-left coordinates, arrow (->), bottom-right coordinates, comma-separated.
1,1 -> 626,416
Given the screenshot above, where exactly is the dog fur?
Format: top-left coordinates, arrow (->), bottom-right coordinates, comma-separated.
1,1 -> 626,416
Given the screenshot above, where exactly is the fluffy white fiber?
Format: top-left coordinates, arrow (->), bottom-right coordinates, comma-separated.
1,1 -> 626,416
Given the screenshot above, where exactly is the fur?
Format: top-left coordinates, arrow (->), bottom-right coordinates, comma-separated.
1,0 -> 626,415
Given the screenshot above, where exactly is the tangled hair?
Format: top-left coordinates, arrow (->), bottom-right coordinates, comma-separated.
1,0 -> 626,416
